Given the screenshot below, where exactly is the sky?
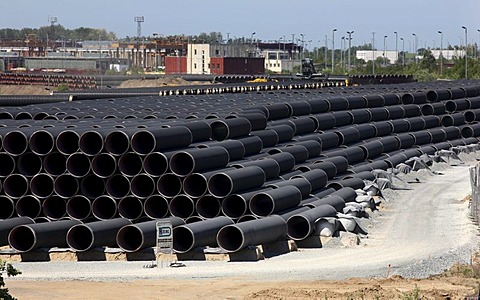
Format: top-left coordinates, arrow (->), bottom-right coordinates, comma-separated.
1,0 -> 479,52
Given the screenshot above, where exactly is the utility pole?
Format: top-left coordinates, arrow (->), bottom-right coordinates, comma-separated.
438,31 -> 443,76
372,32 -> 375,74
394,31 -> 398,64
332,28 -> 337,72
347,31 -> 354,72
462,26 -> 468,79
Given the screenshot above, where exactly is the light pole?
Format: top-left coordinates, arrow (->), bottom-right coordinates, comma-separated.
291,34 -> 295,59
462,26 -> 468,79
324,35 -> 328,69
394,31 -> 398,64
477,29 -> 480,60
383,35 -> 388,66
300,33 -> 305,60
332,28 -> 337,72
341,36 -> 345,73
438,30 -> 443,76
372,32 -> 375,74
347,31 -> 354,72
250,32 -> 256,44
400,37 -> 405,68
412,33 -> 418,64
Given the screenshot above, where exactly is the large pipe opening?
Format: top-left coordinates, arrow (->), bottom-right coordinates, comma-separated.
216,225 -> 244,252
116,225 -> 143,252
144,195 -> 169,219
67,225 -> 94,251
8,225 -> 36,252
286,215 -> 311,240
173,226 -> 194,253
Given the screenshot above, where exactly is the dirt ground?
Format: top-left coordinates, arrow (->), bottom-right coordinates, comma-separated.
6,271 -> 480,300
118,77 -> 213,88
0,84 -> 51,95
0,78 -> 213,95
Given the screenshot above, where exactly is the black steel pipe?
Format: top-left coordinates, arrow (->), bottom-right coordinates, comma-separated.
42,195 -> 66,220
310,113 -> 336,131
329,187 -> 357,203
157,173 -> 183,198
105,174 -> 130,199
43,151 -> 67,176
216,215 -> 286,252
67,218 -> 132,252
266,177 -> 312,198
250,129 -> 279,148
222,188 -> 272,219
116,217 -> 184,252
196,194 -> 222,219
4,173 -> 29,199
0,195 -> 15,219
170,146 -> 230,176
292,169 -> 328,192
169,194 -> 196,218
66,195 -> 91,220
117,196 -> 144,221
266,124 -> 295,143
249,186 -> 302,217
143,194 -> 169,219
66,152 -> 91,178
17,152 -> 42,177
8,219 -> 81,252
233,158 -> 280,180
304,195 -> 346,211
30,173 -> 54,199
56,129 -> 80,155
0,217 -> 34,246
91,153 -> 117,178
118,152 -> 143,177
208,166 -> 265,198
441,113 -> 466,127
0,152 -> 15,177
286,204 -> 337,240
130,173 -> 156,199
131,126 -> 192,154
173,216 -> 234,253
210,117 -> 251,141
92,195 -> 118,220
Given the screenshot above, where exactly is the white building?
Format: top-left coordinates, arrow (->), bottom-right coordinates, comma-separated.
260,49 -> 301,73
430,49 -> 466,60
356,50 -> 399,64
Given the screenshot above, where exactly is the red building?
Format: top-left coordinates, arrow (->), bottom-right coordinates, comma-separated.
165,56 -> 187,74
210,57 -> 264,75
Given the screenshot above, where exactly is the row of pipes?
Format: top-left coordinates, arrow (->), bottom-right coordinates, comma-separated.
0,80 -> 480,256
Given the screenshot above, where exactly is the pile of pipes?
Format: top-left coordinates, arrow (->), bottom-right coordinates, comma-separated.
0,80 -> 480,256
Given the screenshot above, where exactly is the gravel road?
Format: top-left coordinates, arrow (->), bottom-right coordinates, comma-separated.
9,162 -> 479,282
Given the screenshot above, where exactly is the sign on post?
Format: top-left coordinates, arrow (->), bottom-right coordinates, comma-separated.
156,221 -> 173,255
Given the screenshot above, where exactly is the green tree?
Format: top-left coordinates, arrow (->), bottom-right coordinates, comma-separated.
0,260 -> 21,300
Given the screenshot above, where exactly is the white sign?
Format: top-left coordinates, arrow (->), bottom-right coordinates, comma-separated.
156,221 -> 173,254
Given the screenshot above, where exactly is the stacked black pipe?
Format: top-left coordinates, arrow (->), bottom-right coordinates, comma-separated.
0,80 -> 479,254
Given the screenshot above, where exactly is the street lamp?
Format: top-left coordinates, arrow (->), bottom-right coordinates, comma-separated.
462,26 -> 468,79
341,36 -> 345,73
412,33 -> 418,64
300,33 -> 305,60
332,28 -> 337,72
400,37 -> 405,68
477,29 -> 480,60
250,32 -> 256,44
394,31 -> 398,64
383,35 -> 388,66
324,35 -> 328,69
371,32 -> 375,74
438,30 -> 443,76
347,31 -> 354,72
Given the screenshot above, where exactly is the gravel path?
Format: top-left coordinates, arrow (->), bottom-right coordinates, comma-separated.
9,163 -> 479,282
